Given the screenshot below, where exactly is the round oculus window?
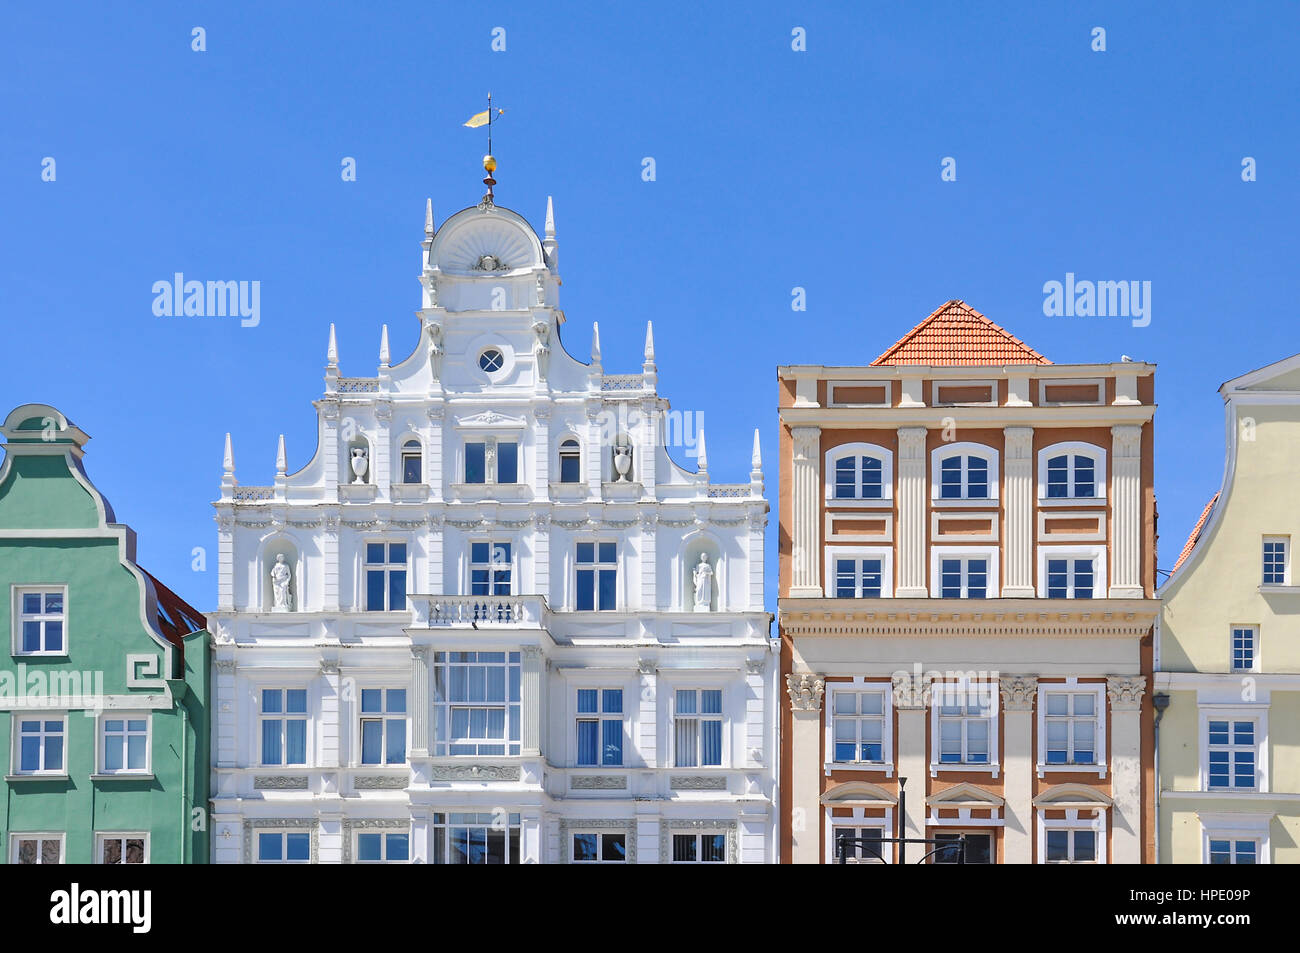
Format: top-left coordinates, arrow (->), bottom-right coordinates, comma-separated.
478,348 -> 505,373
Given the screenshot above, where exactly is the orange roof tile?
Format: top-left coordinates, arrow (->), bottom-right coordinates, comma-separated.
1172,492 -> 1218,574
871,300 -> 1052,366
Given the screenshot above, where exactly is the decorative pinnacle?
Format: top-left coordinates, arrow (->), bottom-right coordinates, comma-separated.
222,433 -> 234,474
327,323 -> 338,368
751,428 -> 762,470
544,195 -> 555,239
644,321 -> 656,364
276,434 -> 287,477
424,198 -> 434,237
591,322 -> 602,365
380,324 -> 390,367
697,429 -> 709,474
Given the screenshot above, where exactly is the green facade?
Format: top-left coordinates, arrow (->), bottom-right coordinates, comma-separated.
0,404 -> 208,864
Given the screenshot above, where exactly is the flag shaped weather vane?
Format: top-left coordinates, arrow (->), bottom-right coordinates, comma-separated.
464,93 -> 506,203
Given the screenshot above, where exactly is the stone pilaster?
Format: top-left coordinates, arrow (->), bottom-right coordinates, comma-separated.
409,645 -> 431,757
318,661 -> 341,768
786,673 -> 825,863
1002,427 -> 1035,596
531,406 -> 550,498
789,427 -> 823,597
638,513 -> 656,611
521,645 -> 544,757
322,514 -> 340,612
637,658 -> 657,767
999,675 -> 1037,863
1109,425 -> 1144,598
426,405 -> 444,498
897,427 -> 929,597
1108,675 -> 1146,864
217,515 -> 235,611
891,673 -> 930,842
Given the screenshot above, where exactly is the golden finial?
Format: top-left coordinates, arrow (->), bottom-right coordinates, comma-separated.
464,93 -> 506,205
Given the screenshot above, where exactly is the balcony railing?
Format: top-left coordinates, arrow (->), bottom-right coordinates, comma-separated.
414,594 -> 547,628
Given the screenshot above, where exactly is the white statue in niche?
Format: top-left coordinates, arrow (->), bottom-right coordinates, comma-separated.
427,322 -> 444,379
350,446 -> 369,484
613,443 -> 633,481
692,553 -> 714,612
270,553 -> 293,612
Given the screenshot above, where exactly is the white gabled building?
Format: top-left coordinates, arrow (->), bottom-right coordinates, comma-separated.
208,184 -> 775,864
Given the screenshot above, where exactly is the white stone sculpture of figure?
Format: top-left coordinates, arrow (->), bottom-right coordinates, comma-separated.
270,553 -> 293,611
692,553 -> 714,612
533,320 -> 551,379
427,322 -> 444,379
350,446 -> 369,484
613,443 -> 633,481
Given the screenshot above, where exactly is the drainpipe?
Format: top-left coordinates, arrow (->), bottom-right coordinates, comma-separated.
1151,692 -> 1171,864
181,701 -> 188,865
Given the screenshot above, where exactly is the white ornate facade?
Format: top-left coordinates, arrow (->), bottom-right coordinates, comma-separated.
209,191 -> 774,863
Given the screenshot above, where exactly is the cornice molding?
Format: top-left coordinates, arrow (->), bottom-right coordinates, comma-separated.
778,598 -> 1158,638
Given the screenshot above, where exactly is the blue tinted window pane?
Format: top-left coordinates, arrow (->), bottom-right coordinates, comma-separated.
22,593 -> 41,614
702,690 -> 722,714
966,457 -> 988,498
598,569 -> 616,610
366,543 -> 385,564
259,833 -> 282,861
20,736 -> 40,771
285,721 -> 306,764
361,720 -> 383,764
45,622 -> 62,652
286,833 -> 310,861
1074,457 -> 1095,497
676,690 -> 697,715
262,690 -> 282,713
604,689 -> 623,714
1075,830 -> 1096,862
387,720 -> 406,763
262,721 -> 281,764
701,721 -> 722,766
1045,830 -> 1068,861
497,442 -> 518,483
358,833 -> 381,861
286,690 -> 307,713
599,542 -> 616,563
560,451 -> 581,483
575,573 -> 594,610
387,834 -> 409,862
577,689 -> 597,713
389,571 -> 407,612
602,718 -> 623,766
389,543 -> 406,563
22,621 -> 41,652
577,720 -> 598,766
361,689 -> 382,713
577,542 -> 594,563
366,571 -> 386,611
471,542 -> 488,563
465,443 -> 486,483
834,457 -> 856,498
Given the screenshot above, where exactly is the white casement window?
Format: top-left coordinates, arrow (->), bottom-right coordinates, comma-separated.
256,831 -> 311,863
1231,625 -> 1259,673
1200,814 -> 1271,864
432,651 -> 521,757
826,547 -> 892,599
98,833 -> 148,864
825,679 -> 893,772
399,439 -> 423,484
1262,537 -> 1289,585
431,812 -> 522,864
100,713 -> 151,775
1037,442 -> 1106,503
364,541 -> 408,612
670,832 -> 727,863
470,541 -> 512,596
673,688 -> 724,768
1209,837 -> 1258,864
14,714 -> 66,775
931,681 -> 999,775
13,586 -> 66,655
576,688 -> 624,767
359,688 -> 407,765
575,541 -> 617,611
572,832 -> 628,863
1038,810 -> 1107,864
1037,680 -> 1106,777
930,443 -> 999,503
824,443 -> 893,505
1038,547 -> 1106,599
10,833 -> 63,864
465,436 -> 519,485
930,546 -> 998,598
260,688 -> 308,766
1201,708 -> 1266,792
826,807 -> 893,863
558,438 -> 582,483
355,831 -> 410,863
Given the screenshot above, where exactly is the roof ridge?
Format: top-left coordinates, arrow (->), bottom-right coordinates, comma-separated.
870,300 -> 1052,366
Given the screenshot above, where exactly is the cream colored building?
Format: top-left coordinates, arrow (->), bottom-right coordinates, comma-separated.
1156,353 -> 1300,864
778,301 -> 1159,864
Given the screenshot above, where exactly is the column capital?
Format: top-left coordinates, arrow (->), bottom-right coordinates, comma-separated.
999,675 -> 1038,710
1107,675 -> 1146,711
897,426 -> 928,458
1003,426 -> 1034,459
786,673 -> 824,712
891,672 -> 930,710
1110,424 -> 1143,457
791,426 -> 821,460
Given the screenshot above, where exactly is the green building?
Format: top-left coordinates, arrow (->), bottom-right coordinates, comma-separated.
0,403 -> 208,864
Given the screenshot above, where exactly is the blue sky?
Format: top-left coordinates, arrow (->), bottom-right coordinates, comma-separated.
2,2 -> 1296,610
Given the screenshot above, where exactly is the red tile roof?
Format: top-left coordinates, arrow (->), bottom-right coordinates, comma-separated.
1172,493 -> 1218,574
871,300 -> 1052,366
142,569 -> 206,649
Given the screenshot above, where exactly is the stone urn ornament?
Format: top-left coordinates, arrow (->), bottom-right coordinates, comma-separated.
613,443 -> 633,482
350,446 -> 369,484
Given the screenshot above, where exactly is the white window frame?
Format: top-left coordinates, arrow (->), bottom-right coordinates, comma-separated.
432,651 -> 522,757
96,832 -> 150,864
1037,546 -> 1107,599
398,437 -> 424,485
11,584 -> 68,656
259,687 -> 310,767
353,829 -> 411,864
469,539 -> 514,597
1037,809 -> 1107,864
824,443 -> 893,507
824,678 -> 894,775
668,830 -> 729,864
1199,705 -> 1268,793
9,832 -> 64,864
1036,679 -> 1107,778
574,540 -> 618,612
363,539 -> 409,612
574,686 -> 626,768
12,712 -> 68,776
557,436 -> 583,484
357,687 -> 408,767
97,711 -> 152,776
824,547 -> 893,599
430,811 -> 522,864
929,680 -> 1000,777
255,829 -> 312,864
930,442 -> 999,505
930,546 -> 999,599
464,435 -> 521,486
1199,812 -> 1271,865
1262,536 -> 1290,587
824,806 -> 893,863
571,830 -> 629,863
1231,625 -> 1260,674
671,685 -> 726,769
1036,441 -> 1106,504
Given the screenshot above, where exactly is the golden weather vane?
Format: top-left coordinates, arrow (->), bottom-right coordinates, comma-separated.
464,93 -> 506,202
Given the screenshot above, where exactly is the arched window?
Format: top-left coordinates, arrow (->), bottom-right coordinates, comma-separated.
1037,443 -> 1106,502
559,438 -> 581,483
400,439 -> 422,484
824,444 -> 893,505
931,443 -> 999,502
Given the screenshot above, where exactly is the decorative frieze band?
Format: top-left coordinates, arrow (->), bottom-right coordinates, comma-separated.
670,775 -> 728,790
354,775 -> 410,790
572,775 -> 629,790
253,775 -> 309,790
429,763 -> 520,782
